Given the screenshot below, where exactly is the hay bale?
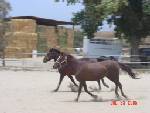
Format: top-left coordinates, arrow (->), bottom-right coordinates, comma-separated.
10,19 -> 36,33
6,32 -> 37,47
45,26 -> 58,48
37,37 -> 48,52
66,28 -> 74,48
37,25 -> 58,49
5,47 -> 23,58
4,32 -> 37,58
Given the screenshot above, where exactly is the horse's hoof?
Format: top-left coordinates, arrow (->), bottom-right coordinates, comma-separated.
110,88 -> 115,92
97,89 -> 101,92
123,95 -> 128,99
115,95 -> 121,100
98,87 -> 102,90
74,98 -> 79,102
93,95 -> 98,99
53,89 -> 58,92
75,84 -> 78,87
105,85 -> 109,88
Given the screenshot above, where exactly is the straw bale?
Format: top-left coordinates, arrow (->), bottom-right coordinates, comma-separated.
5,47 -> 22,58
37,25 -> 48,33
10,19 -> 36,33
4,32 -> 37,58
66,29 -> 74,48
5,32 -> 37,47
5,47 -> 32,58
37,25 -> 60,48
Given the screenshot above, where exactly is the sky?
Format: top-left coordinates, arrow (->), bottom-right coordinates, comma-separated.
7,0 -> 114,31
8,0 -> 84,21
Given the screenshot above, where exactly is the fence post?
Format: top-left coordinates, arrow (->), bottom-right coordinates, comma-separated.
2,51 -> 5,67
83,36 -> 89,57
32,50 -> 37,58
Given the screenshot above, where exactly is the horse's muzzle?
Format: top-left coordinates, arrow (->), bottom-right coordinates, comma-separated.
43,58 -> 48,63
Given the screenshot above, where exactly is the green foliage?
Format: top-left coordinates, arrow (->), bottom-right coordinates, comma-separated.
143,0 -> 150,15
0,0 -> 11,19
54,0 -> 80,5
37,37 -> 48,53
0,0 -> 11,66
55,0 -> 150,58
73,30 -> 84,47
112,0 -> 150,42
72,3 -> 104,38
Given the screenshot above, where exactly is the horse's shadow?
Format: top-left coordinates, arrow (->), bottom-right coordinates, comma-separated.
51,90 -> 114,93
62,97 -> 124,103
62,96 -> 146,103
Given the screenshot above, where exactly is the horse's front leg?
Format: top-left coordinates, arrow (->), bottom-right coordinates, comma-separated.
53,74 -> 64,92
83,81 -> 98,99
68,75 -> 78,86
75,82 -> 83,102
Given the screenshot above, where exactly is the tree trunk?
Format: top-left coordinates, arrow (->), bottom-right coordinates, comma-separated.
130,35 -> 140,62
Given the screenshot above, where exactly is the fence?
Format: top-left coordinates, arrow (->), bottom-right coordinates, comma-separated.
0,52 -> 150,71
0,52 -> 51,71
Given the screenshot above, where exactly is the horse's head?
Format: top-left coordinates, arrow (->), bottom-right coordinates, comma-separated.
43,48 -> 60,63
53,52 -> 68,69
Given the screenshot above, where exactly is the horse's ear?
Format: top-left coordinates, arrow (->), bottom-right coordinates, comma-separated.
60,52 -> 65,56
49,48 -> 53,52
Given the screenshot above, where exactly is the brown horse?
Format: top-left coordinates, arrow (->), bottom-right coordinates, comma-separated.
43,48 -> 109,91
53,53 -> 139,101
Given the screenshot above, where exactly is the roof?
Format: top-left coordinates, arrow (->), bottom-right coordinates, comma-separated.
5,16 -> 74,26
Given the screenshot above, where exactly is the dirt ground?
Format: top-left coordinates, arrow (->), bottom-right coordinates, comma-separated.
0,70 -> 149,113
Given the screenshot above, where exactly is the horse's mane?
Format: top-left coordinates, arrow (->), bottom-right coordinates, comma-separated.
49,48 -> 60,53
66,54 -> 77,62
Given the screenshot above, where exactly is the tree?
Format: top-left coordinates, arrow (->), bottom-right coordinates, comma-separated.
55,0 -> 150,61
56,0 -> 104,39
72,4 -> 104,39
0,0 -> 11,66
110,0 -> 150,61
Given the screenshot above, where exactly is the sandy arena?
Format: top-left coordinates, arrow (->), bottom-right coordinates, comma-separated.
0,69 -> 149,113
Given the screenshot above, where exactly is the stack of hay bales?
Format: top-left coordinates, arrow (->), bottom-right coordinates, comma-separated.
37,25 -> 59,52
46,26 -> 58,48
57,27 -> 74,53
66,28 -> 74,52
57,26 -> 67,48
36,25 -> 48,53
4,19 -> 37,58
10,19 -> 36,33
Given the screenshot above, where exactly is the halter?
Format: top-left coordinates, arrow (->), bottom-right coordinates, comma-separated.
55,55 -> 67,69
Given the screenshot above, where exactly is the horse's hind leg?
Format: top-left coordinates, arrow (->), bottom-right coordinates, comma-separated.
83,81 -> 98,99
101,78 -> 109,88
97,80 -> 101,90
118,82 -> 127,98
115,83 -> 119,98
68,75 -> 78,86
53,74 -> 64,92
75,82 -> 83,102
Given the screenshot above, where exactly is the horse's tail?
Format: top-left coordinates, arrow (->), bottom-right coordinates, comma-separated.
118,62 -> 140,79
